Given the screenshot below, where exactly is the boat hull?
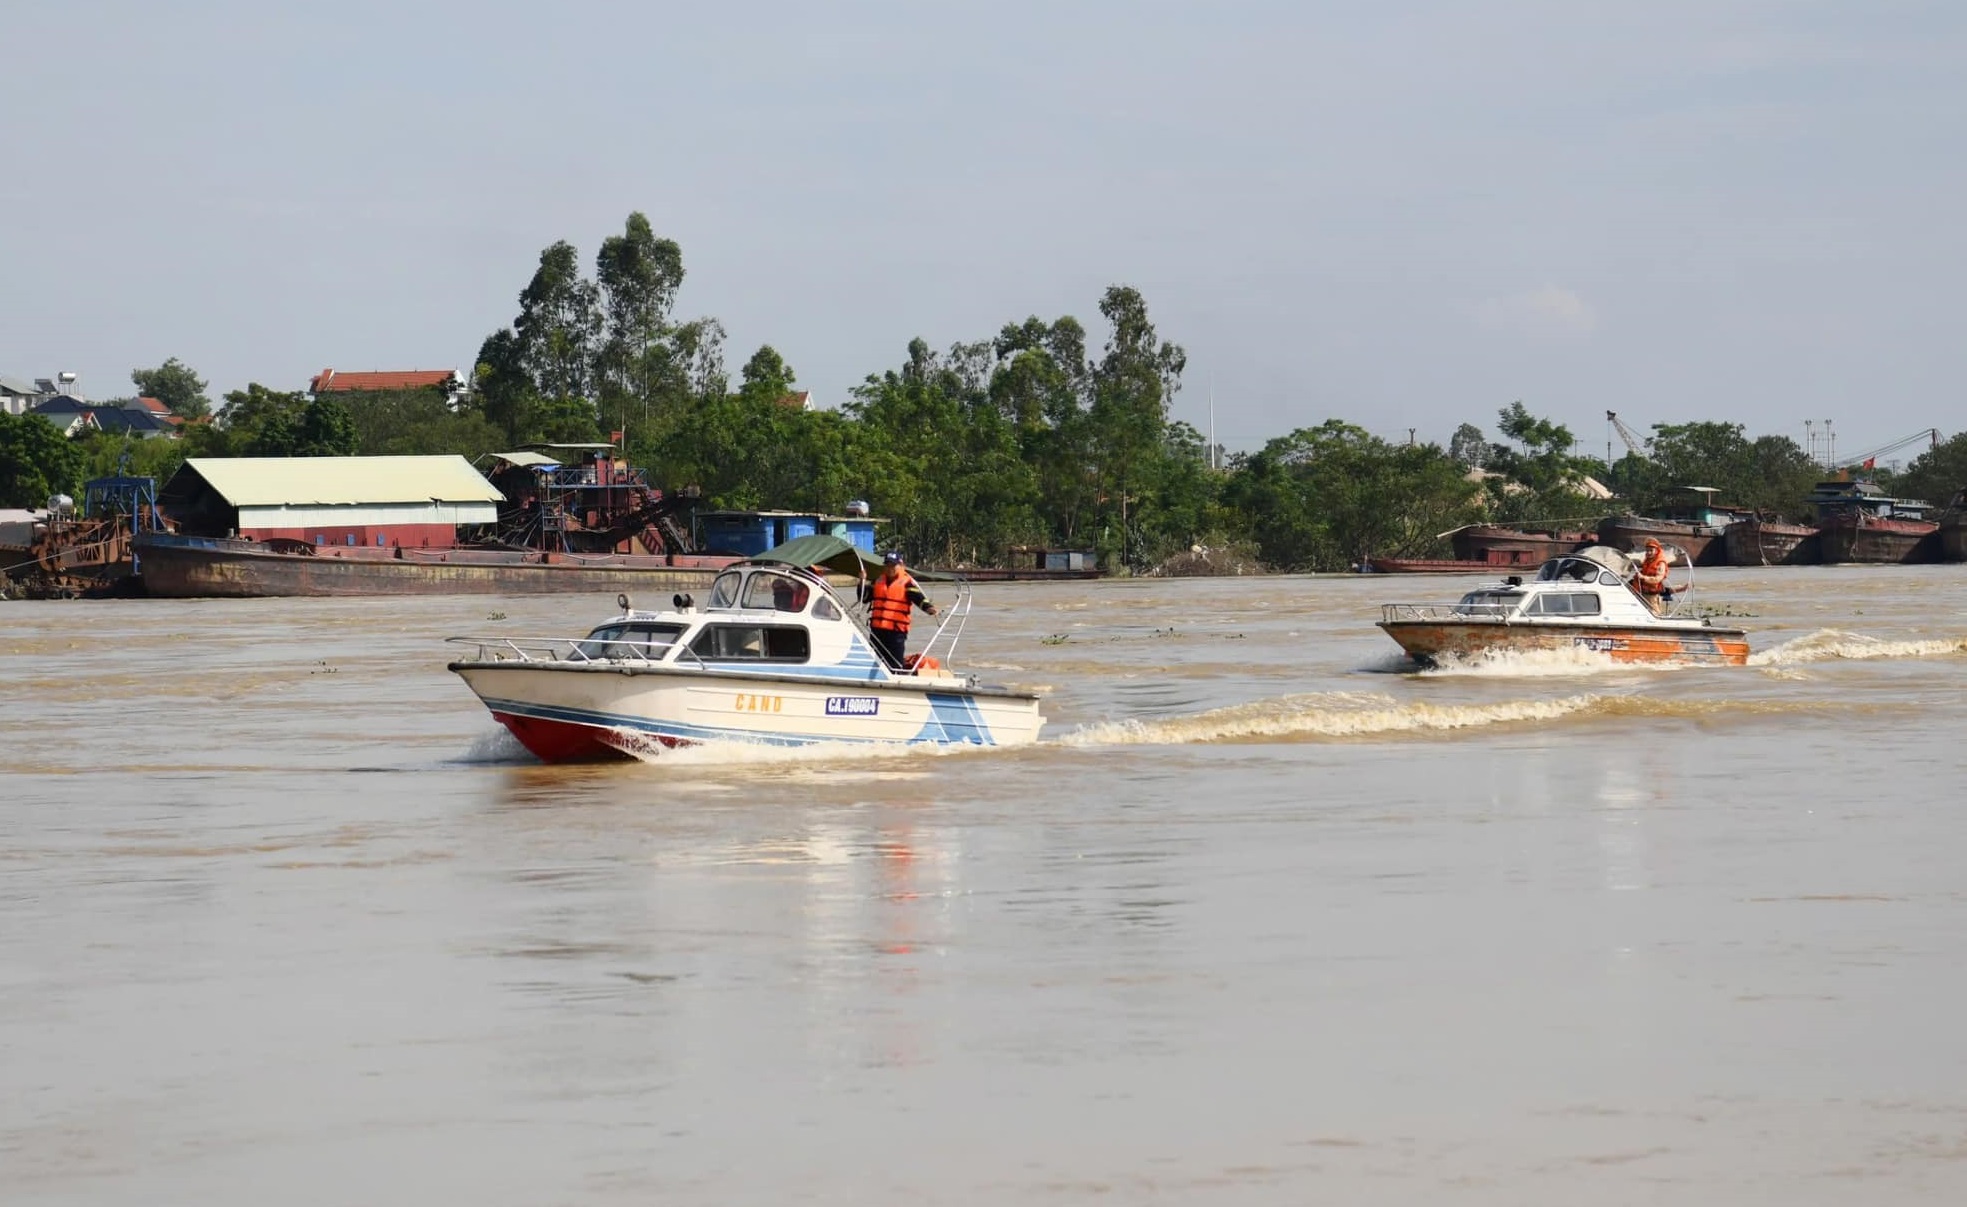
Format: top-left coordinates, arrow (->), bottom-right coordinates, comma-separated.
1597,517 -> 1725,566
1815,517 -> 1939,565
1379,620 -> 1749,666
1722,519 -> 1819,566
136,532 -> 731,597
452,662 -> 1045,762
1942,517 -> 1967,563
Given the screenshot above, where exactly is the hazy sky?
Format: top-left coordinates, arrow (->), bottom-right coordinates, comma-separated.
6,0 -> 1962,461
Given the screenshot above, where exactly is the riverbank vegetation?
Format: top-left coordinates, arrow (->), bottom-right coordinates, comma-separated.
6,210 -> 1963,567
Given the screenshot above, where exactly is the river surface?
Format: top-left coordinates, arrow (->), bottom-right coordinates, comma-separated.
4,567 -> 1967,1205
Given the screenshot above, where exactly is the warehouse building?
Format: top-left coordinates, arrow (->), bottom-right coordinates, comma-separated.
156,456 -> 504,548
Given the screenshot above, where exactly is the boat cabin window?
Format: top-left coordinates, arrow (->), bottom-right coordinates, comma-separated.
1524,592 -> 1601,616
707,571 -> 743,609
690,624 -> 812,663
577,622 -> 687,660
812,594 -> 842,621
742,572 -> 811,613
1456,591 -> 1519,611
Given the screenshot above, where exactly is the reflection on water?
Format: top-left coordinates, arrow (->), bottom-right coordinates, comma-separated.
3,569 -> 1967,1203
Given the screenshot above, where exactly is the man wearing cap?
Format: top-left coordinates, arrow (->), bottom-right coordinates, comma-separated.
1633,537 -> 1672,614
862,551 -> 937,668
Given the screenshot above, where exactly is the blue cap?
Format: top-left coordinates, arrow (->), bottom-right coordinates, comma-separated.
883,551 -> 904,565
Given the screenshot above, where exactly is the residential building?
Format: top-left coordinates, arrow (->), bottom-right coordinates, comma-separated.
309,368 -> 468,407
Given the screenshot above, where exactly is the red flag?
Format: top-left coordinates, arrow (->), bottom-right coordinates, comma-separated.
610,430 -> 624,444
1863,457 -> 1876,469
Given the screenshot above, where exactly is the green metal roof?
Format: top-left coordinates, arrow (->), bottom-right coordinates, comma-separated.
184,456 -> 504,507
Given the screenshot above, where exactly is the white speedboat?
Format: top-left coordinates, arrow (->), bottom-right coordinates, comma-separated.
1377,544 -> 1749,666
447,536 -> 1045,761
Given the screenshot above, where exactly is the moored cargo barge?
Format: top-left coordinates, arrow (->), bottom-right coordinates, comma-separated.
135,532 -> 732,598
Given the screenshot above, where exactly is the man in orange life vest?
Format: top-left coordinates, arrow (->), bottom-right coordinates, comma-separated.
1633,538 -> 1673,614
863,551 -> 937,668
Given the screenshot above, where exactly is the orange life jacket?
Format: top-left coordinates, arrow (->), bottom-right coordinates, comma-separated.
869,571 -> 917,633
1635,549 -> 1668,591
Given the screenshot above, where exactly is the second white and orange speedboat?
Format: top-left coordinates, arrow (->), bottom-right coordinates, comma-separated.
1377,545 -> 1748,667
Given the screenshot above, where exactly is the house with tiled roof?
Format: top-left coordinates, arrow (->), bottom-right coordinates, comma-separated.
775,391 -> 814,411
26,396 -> 179,439
309,368 -> 468,407
27,396 -> 101,436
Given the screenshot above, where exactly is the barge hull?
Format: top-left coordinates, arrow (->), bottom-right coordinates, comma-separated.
1722,520 -> 1819,566
1815,519 -> 1939,565
137,534 -> 729,598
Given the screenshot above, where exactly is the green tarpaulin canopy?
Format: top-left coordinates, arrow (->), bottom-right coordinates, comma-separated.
752,535 -> 953,580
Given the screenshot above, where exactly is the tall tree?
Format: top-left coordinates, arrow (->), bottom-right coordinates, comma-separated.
1449,423 -> 1486,469
513,240 -> 602,403
737,345 -> 797,404
594,211 -> 685,417
0,412 -> 85,507
130,357 -> 212,420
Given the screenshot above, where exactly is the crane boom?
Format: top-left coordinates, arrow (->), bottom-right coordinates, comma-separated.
1606,411 -> 1646,458
1840,428 -> 1939,469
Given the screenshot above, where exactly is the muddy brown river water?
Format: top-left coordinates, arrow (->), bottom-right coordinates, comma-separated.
4,567 -> 1967,1204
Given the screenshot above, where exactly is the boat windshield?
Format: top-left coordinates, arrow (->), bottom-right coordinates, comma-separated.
707,570 -> 742,609
576,622 -> 687,661
1455,591 -> 1520,616
741,571 -> 811,613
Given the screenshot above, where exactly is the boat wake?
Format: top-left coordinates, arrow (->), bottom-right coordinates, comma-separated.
1749,629 -> 1967,667
1058,688 -> 1877,748
598,727 -> 960,772
452,728 -> 537,764
1061,691 -> 1601,746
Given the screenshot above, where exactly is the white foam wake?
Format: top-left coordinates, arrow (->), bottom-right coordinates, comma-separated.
452,727 -> 536,764
1749,629 -> 1967,667
599,727 -> 958,772
1059,692 -> 1603,746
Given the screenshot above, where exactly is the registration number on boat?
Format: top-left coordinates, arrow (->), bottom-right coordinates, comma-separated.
734,693 -> 784,713
825,696 -> 880,717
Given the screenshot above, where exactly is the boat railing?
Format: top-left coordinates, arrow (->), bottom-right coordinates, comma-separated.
1380,603 -> 1515,624
444,635 -> 680,664
912,582 -> 974,668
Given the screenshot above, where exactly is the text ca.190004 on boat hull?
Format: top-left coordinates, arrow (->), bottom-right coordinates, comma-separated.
1377,545 -> 1749,667
447,535 -> 1045,761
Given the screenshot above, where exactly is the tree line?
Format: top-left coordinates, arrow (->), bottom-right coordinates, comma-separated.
5,210 -> 1966,570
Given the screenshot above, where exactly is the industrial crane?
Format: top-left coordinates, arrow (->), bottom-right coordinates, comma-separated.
1839,428 -> 1939,472
1605,411 -> 1647,462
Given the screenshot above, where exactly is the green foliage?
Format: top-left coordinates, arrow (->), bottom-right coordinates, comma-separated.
514,240 -> 602,402
1896,431 -> 1967,508
130,357 -> 212,420
0,412 -> 85,507
73,430 -> 189,484
1223,421 -> 1483,571
1481,402 -> 1600,526
294,397 -> 358,457
336,389 -> 507,459
1614,422 -> 1822,520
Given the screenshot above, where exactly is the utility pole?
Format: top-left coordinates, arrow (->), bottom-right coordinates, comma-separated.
1208,377 -> 1216,470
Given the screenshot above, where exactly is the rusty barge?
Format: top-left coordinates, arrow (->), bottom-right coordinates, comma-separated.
134,532 -> 729,597
135,447 -> 748,599
1808,479 -> 1938,565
